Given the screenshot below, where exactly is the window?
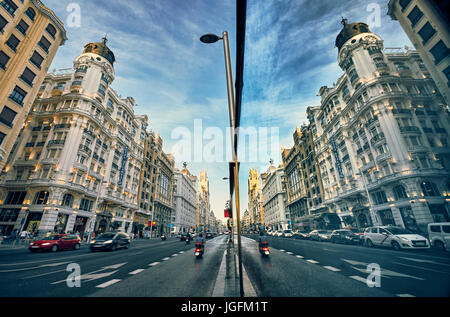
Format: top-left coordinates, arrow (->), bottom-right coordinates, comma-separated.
45,23 -> 56,38
0,13 -> 7,31
371,191 -> 388,205
61,193 -> 74,207
399,0 -> 411,11
20,67 -> 36,86
29,51 -> 44,69
4,191 -> 26,205
5,34 -> 19,51
421,181 -> 440,197
393,185 -> 408,200
418,22 -> 436,45
79,198 -> 93,211
443,226 -> 450,234
407,6 -> 423,27
0,50 -> 10,69
0,0 -> 18,16
33,191 -> 49,205
25,7 -> 36,21
0,106 -> 17,127
16,19 -> 29,35
430,40 -> 449,65
0,131 -> 5,145
38,36 -> 51,53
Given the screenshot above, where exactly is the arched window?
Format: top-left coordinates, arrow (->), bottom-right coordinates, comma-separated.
25,7 -> 36,21
61,193 -> 74,207
421,181 -> 440,197
34,191 -> 49,205
393,185 -> 408,200
45,24 -> 57,38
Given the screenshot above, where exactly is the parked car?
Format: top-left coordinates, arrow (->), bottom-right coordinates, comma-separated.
90,232 -> 130,251
344,227 -> 365,240
428,222 -> 450,251
206,232 -> 214,239
364,226 -> 430,250
309,230 -> 332,241
330,230 -> 361,245
29,234 -> 81,252
282,229 -> 294,238
293,230 -> 310,240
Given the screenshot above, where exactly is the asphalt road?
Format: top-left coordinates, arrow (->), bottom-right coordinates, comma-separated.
0,236 -> 226,297
242,234 -> 450,297
1,234 -> 449,297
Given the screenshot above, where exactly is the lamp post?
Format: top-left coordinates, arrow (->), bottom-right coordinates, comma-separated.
201,31 -> 244,297
356,168 -> 377,226
87,178 -> 107,244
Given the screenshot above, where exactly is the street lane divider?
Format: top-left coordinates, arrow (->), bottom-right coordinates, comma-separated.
129,269 -> 145,275
96,279 -> 121,288
149,262 -> 160,267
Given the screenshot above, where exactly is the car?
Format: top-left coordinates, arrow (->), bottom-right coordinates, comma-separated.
428,222 -> 450,251
330,230 -> 361,245
282,229 -> 293,238
309,230 -> 331,241
364,226 -> 430,250
293,230 -> 310,240
90,232 -> 130,251
206,232 -> 214,239
343,227 -> 365,240
29,234 -> 81,252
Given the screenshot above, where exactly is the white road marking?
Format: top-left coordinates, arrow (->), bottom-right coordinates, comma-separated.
52,270 -> 119,285
323,266 -> 341,272
306,260 -> 319,264
179,251 -> 184,254
295,255 -> 304,259
397,294 -> 416,297
279,249 -> 285,252
149,262 -> 160,267
172,254 -> 178,257
350,275 -> 367,283
286,251 -> 294,255
129,269 -> 145,275
162,257 -> 170,261
22,268 -> 67,279
96,279 -> 121,288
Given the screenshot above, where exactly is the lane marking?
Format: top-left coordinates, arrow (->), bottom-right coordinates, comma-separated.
295,255 -> 304,259
323,266 -> 341,272
162,257 -> 170,261
129,269 -> 145,275
397,294 -> 416,297
286,251 -> 294,255
22,268 -> 67,279
149,262 -> 160,267
350,275 -> 367,283
172,254 -> 178,257
96,279 -> 121,288
279,249 -> 285,252
179,251 -> 184,254
306,260 -> 319,264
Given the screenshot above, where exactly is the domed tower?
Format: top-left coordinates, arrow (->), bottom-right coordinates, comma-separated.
336,19 -> 388,88
72,37 -> 116,102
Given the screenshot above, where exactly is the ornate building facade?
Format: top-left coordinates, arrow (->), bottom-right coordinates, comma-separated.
173,163 -> 197,234
0,0 -> 66,172
0,39 -> 148,238
313,19 -> 450,232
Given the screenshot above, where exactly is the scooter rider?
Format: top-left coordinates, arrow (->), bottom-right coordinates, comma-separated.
195,233 -> 205,251
185,232 -> 191,245
258,231 -> 267,247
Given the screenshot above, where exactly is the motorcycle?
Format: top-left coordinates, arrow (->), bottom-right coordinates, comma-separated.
259,241 -> 270,257
185,236 -> 191,245
194,242 -> 204,258
161,234 -> 166,241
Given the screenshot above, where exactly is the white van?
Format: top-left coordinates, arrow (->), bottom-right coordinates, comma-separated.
427,222 -> 450,251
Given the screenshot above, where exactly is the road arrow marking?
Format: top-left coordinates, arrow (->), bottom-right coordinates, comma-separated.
96,279 -> 121,288
350,275 -> 367,283
0,261 -> 71,273
323,266 -> 341,272
50,262 -> 127,285
398,257 -> 450,267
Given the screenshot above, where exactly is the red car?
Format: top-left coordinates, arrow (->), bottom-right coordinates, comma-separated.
29,234 -> 81,252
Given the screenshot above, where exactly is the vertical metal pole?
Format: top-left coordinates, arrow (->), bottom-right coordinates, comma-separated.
359,168 -> 377,226
223,31 -> 244,297
88,178 -> 103,244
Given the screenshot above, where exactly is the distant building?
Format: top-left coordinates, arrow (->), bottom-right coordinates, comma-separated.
248,168 -> 264,230
0,0 -> 67,172
388,0 -> 450,106
173,163 -> 197,233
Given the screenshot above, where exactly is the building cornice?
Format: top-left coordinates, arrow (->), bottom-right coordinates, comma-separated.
31,0 -> 67,45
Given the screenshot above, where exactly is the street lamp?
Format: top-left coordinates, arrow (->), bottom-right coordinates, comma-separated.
87,178 -> 107,244
356,168 -> 378,226
201,31 -> 244,297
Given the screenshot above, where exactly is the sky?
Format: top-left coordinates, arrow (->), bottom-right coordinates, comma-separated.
42,0 -> 412,224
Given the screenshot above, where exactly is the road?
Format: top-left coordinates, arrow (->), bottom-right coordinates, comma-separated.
0,234 -> 449,297
243,234 -> 450,297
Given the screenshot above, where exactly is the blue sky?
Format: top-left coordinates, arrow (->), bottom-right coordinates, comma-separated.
43,0 -> 412,224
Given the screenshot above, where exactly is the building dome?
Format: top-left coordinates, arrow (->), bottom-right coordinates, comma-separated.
83,37 -> 116,66
335,18 -> 372,52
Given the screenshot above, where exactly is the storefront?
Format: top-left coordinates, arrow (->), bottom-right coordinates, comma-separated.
378,209 -> 395,226
73,216 -> 88,236
428,204 -> 450,222
23,212 -> 43,234
54,214 -> 69,233
399,206 -> 420,232
0,208 -> 21,236
351,205 -> 373,228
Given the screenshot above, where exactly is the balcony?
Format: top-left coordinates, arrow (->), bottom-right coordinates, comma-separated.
78,144 -> 92,155
71,80 -> 82,87
54,123 -> 71,130
376,152 -> 391,162
376,62 -> 388,69
370,133 -> 385,145
47,139 -> 65,147
367,116 -> 378,126
361,161 -> 375,171
392,109 -> 411,115
408,145 -> 429,152
83,128 -> 94,138
399,126 -> 420,134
